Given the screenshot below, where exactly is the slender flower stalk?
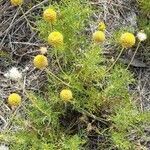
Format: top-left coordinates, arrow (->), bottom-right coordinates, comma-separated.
54,49 -> 67,75
126,41 -> 141,70
106,47 -> 125,73
17,80 -> 49,116
126,31 -> 147,69
106,32 -> 136,72
45,68 -> 71,87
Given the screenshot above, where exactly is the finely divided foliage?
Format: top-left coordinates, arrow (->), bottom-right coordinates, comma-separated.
0,0 -> 149,150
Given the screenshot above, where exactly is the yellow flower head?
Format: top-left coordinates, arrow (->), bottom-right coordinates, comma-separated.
33,55 -> 48,69
48,32 -> 63,47
10,0 -> 23,6
8,93 -> 21,106
92,31 -> 105,43
60,89 -> 73,102
43,8 -> 57,23
98,22 -> 106,31
120,32 -> 136,48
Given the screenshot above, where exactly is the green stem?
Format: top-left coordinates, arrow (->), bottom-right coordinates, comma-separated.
50,22 -> 53,32
18,81 -> 50,117
45,68 -> 71,87
126,41 -> 141,70
106,47 -> 125,73
55,49 -> 67,76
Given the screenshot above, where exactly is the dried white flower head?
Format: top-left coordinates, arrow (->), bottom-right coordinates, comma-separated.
137,32 -> 147,41
40,47 -> 47,54
4,67 -> 22,81
0,145 -> 9,150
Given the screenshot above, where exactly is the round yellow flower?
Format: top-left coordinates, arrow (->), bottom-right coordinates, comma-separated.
92,31 -> 105,43
60,89 -> 73,102
43,8 -> 57,23
48,32 -> 63,47
98,22 -> 106,31
33,55 -> 48,69
8,93 -> 21,107
120,32 -> 136,48
10,0 -> 23,6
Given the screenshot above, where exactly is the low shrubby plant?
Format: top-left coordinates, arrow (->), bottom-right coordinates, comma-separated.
1,0 -> 149,149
